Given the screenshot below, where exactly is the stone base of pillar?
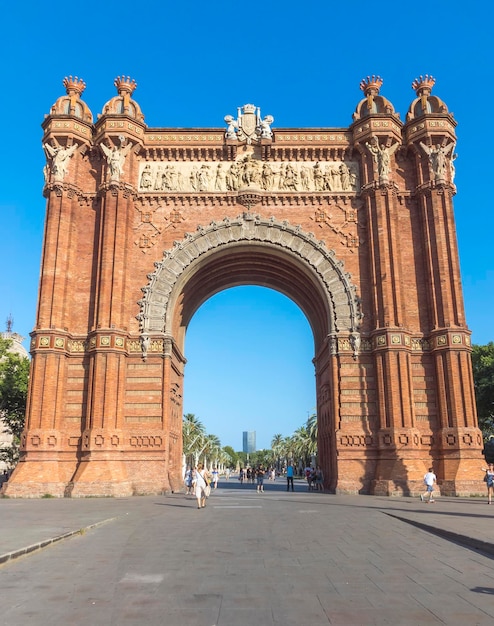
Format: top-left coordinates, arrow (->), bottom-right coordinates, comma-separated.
2,459 -> 77,498
1,457 -> 175,498
69,458 -> 172,497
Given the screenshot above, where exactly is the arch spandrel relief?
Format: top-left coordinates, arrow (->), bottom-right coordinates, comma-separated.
137,214 -> 363,353
137,157 -> 360,194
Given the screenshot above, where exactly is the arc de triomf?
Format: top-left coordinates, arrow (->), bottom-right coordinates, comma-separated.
4,74 -> 483,498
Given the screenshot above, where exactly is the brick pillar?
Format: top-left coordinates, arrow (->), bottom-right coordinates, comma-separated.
315,336 -> 338,492
406,115 -> 483,495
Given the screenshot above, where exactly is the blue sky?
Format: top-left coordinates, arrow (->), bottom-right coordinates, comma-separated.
0,2 -> 492,450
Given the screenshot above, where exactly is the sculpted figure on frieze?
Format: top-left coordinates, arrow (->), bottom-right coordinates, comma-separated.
215,164 -> 226,191
136,159 -> 360,193
226,162 -> 240,191
140,164 -> 153,190
261,163 -> 275,190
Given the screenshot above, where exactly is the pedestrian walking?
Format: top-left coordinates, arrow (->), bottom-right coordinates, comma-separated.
256,466 -> 265,493
420,467 -> 437,503
184,466 -> 193,495
212,467 -> 219,489
192,463 -> 210,509
305,467 -> 314,491
286,463 -> 295,491
482,463 -> 494,504
315,466 -> 324,492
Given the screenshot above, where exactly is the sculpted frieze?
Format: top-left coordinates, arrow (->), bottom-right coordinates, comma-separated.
138,158 -> 360,194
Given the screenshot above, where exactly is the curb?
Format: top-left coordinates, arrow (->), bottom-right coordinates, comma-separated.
0,517 -> 117,566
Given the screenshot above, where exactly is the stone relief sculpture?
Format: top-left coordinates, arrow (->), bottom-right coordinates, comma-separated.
43,142 -> 78,181
100,135 -> 133,182
224,104 -> 274,144
224,115 -> 238,139
365,138 -> 399,181
419,141 -> 455,182
258,115 -> 274,139
350,332 -> 361,359
140,333 -> 150,360
138,158 -> 359,193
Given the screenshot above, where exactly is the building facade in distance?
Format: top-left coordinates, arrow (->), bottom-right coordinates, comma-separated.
3,74 -> 483,497
243,431 -> 256,454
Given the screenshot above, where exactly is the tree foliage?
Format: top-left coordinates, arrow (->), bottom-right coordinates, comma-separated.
472,342 -> 494,436
0,338 -> 30,468
182,413 -> 232,469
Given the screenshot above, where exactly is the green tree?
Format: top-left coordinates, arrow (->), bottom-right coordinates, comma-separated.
0,338 -> 30,468
472,342 -> 494,436
222,445 -> 238,467
182,413 -> 206,466
271,433 -> 284,471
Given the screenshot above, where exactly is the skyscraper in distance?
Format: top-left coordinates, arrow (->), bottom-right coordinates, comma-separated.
242,431 -> 256,454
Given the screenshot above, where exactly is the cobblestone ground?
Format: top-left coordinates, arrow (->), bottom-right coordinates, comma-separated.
1,483 -> 493,625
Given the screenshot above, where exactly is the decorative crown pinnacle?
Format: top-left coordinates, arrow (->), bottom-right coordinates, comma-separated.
359,75 -> 383,95
63,76 -> 86,97
114,76 -> 137,95
412,74 -> 435,96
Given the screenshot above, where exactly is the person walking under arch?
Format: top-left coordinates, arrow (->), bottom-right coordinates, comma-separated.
315,466 -> 324,492
193,463 -> 210,509
286,463 -> 295,492
256,465 -> 265,493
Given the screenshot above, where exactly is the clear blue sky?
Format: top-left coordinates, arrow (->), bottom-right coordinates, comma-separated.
0,2 -> 492,450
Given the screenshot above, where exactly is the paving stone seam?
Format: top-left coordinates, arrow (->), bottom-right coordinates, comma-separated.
0,517 -> 118,566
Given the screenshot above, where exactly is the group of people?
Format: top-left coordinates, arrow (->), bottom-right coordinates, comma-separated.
304,466 -> 324,491
420,464 -> 494,504
238,466 -> 267,492
185,463 -> 494,506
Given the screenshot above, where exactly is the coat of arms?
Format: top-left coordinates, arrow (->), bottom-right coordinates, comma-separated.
224,104 -> 274,144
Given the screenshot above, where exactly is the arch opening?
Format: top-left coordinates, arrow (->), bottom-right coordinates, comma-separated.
183,286 -> 316,452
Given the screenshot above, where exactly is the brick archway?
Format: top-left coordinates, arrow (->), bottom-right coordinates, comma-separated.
4,77 -> 483,498
137,214 -> 362,492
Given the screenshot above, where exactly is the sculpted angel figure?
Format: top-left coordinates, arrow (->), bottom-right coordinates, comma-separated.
43,142 -> 78,181
365,138 -> 398,179
420,141 -> 454,181
101,136 -> 133,181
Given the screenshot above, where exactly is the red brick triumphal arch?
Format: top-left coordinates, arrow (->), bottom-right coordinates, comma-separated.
4,74 -> 483,498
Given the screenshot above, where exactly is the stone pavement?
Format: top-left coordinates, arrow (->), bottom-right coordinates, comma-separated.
1,480 -> 494,625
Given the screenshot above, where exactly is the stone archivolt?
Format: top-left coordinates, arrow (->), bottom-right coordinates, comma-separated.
137,213 -> 362,342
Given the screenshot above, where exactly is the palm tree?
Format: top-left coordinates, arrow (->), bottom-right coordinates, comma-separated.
271,433 -> 284,472
203,434 -> 221,469
182,414 -> 206,467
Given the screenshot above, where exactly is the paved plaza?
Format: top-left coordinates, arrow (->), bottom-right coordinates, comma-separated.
1,479 -> 494,625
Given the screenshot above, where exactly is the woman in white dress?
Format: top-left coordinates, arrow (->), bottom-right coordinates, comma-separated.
193,463 -> 210,509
